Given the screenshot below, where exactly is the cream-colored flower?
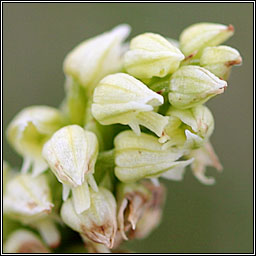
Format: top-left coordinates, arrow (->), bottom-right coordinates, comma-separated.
61,187 -> 117,249
6,106 -> 64,176
42,125 -> 98,214
161,105 -> 214,151
180,22 -> 234,57
200,45 -> 242,80
3,173 -> 60,248
168,65 -> 227,109
92,73 -> 168,137
114,130 -> 193,183
63,24 -> 130,93
124,33 -> 184,79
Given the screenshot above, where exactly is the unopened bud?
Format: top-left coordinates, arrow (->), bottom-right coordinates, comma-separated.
61,187 -> 117,249
92,73 -> 168,137
114,130 -> 193,183
6,106 -> 64,176
168,65 -> 227,109
180,23 -> 234,57
200,45 -> 242,80
124,33 -> 184,79
43,125 -> 99,214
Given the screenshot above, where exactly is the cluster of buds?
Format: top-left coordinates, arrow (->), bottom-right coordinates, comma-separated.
4,22 -> 241,253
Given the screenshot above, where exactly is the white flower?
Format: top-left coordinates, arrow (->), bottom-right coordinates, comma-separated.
63,24 -> 130,93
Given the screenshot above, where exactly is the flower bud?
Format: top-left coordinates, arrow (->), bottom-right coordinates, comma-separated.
92,73 -> 168,137
42,125 -> 99,214
180,23 -> 234,57
128,182 -> 166,239
116,183 -> 151,240
6,106 -> 64,176
168,65 -> 227,109
63,24 -> 130,93
189,142 -> 223,185
114,130 -> 193,183
4,229 -> 50,253
200,45 -> 242,80
124,33 -> 184,79
61,187 -> 117,249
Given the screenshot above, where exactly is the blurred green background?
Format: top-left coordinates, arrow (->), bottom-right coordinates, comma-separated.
3,3 -> 253,253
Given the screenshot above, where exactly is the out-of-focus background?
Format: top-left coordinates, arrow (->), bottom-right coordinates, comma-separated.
3,3 -> 253,253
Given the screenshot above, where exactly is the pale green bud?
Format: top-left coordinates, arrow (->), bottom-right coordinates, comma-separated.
42,125 -> 99,214
3,173 -> 53,222
168,65 -> 227,109
189,142 -> 223,185
124,33 -> 184,79
61,187 -> 117,248
116,183 -> 151,240
200,45 -> 242,80
6,106 -> 64,176
63,24 -> 130,93
92,73 -> 168,137
114,130 -> 193,183
180,22 -> 234,57
4,229 -> 50,253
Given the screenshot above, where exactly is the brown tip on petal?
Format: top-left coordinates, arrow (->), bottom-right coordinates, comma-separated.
225,57 -> 242,67
227,24 -> 235,32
